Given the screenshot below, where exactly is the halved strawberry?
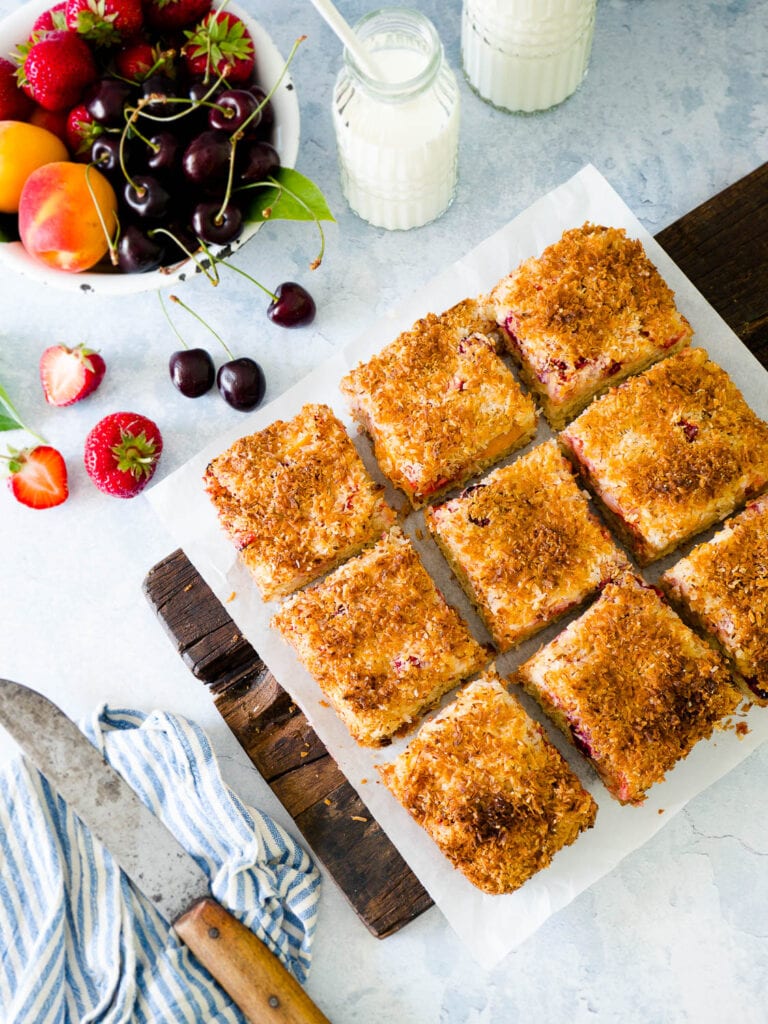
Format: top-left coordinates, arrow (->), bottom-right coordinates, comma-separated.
183,10 -> 255,84
40,343 -> 106,405
6,445 -> 68,509
84,411 -> 162,497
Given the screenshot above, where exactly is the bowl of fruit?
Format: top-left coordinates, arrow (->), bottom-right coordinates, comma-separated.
0,0 -> 302,294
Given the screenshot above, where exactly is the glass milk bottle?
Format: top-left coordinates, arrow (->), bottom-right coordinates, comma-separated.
462,0 -> 597,113
332,8 -> 460,231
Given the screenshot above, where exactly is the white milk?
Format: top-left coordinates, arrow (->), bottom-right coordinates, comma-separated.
333,10 -> 460,231
461,0 -> 597,113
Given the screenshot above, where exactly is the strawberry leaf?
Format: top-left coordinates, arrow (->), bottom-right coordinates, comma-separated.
243,168 -> 335,225
0,384 -> 25,432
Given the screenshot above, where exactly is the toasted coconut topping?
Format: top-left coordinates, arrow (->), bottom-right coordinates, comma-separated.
340,298 -> 537,506
379,670 -> 597,894
203,403 -> 396,601
661,495 -> 768,699
490,224 -> 693,425
270,528 -> 489,746
561,348 -> 768,563
515,573 -> 742,804
426,440 -> 627,650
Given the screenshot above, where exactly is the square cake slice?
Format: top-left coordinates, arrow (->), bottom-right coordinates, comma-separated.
204,403 -> 396,601
491,223 -> 693,429
425,440 -> 628,651
270,528 -> 489,746
560,347 -> 768,565
513,573 -> 742,804
378,670 -> 598,894
340,298 -> 537,508
661,495 -> 768,705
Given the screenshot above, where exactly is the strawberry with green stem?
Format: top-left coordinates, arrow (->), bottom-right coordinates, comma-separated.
183,7 -> 255,84
84,411 -> 163,497
0,383 -> 68,509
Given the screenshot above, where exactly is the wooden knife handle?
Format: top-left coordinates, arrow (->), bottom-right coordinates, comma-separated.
175,897 -> 331,1024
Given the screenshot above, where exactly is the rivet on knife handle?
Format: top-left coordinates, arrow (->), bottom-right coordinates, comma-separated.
174,896 -> 332,1024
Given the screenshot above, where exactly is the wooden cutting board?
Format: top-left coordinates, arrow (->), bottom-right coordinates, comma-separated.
143,163 -> 768,937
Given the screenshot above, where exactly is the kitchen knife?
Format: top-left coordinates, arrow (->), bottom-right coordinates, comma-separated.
0,678 -> 331,1024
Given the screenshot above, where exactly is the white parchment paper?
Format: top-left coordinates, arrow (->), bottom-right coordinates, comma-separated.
148,165 -> 768,967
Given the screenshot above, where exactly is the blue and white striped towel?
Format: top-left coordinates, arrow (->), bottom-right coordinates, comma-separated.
0,706 -> 322,1024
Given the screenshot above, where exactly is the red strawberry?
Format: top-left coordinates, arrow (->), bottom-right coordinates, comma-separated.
144,0 -> 211,33
114,38 -> 156,80
183,11 -> 255,84
65,0 -> 143,46
0,58 -> 34,120
84,412 -> 162,498
65,103 -> 103,157
40,343 -> 106,405
20,30 -> 97,112
6,445 -> 68,509
31,2 -> 69,37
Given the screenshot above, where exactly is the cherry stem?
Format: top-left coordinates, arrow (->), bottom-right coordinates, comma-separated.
236,174 -> 326,269
158,292 -> 190,349
84,162 -> 120,265
150,227 -> 220,285
120,96 -> 155,192
168,294 -> 234,359
216,258 -> 276,300
215,34 -> 305,224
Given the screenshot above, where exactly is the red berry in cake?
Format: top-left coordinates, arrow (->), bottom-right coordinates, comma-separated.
5,445 -> 68,509
40,343 -> 106,406
144,0 -> 212,32
84,411 -> 163,497
183,10 -> 255,84
65,0 -> 143,46
20,30 -> 97,111
0,58 -> 34,120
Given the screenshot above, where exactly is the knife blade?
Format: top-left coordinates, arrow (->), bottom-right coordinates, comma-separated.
0,678 -> 331,1024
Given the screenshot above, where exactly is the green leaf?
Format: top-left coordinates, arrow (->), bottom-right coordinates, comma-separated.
0,384 -> 24,432
243,168 -> 335,225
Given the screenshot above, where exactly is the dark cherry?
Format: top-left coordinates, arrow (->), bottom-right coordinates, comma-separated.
190,200 -> 243,244
182,130 -> 231,185
208,89 -> 260,133
90,135 -> 124,175
248,87 -> 274,137
141,74 -> 179,116
146,131 -> 180,173
116,225 -> 166,273
217,357 -> 266,411
85,78 -> 134,126
267,282 -> 316,328
169,348 -> 216,397
237,140 -> 279,184
124,174 -> 171,219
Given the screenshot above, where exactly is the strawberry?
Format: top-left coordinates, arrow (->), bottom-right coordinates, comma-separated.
65,103 -> 103,157
0,58 -> 34,120
84,412 -> 163,497
31,2 -> 69,37
144,0 -> 212,33
5,445 -> 68,509
114,38 -> 156,80
40,343 -> 106,405
65,0 -> 143,46
183,10 -> 255,84
20,30 -> 97,112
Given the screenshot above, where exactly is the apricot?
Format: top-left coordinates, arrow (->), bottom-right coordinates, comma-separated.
0,120 -> 68,213
19,162 -> 118,273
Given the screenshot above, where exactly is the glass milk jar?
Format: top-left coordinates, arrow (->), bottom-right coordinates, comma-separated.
462,0 -> 597,113
332,8 -> 460,231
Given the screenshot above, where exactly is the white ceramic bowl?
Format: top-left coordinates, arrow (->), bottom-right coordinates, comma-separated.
0,0 -> 300,294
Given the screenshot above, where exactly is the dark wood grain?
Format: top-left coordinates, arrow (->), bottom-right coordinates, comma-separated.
144,165 -> 768,938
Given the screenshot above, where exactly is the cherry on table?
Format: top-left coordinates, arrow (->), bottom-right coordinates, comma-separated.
217,357 -> 266,411
169,348 -> 216,397
267,282 -> 316,328
191,200 -> 243,245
